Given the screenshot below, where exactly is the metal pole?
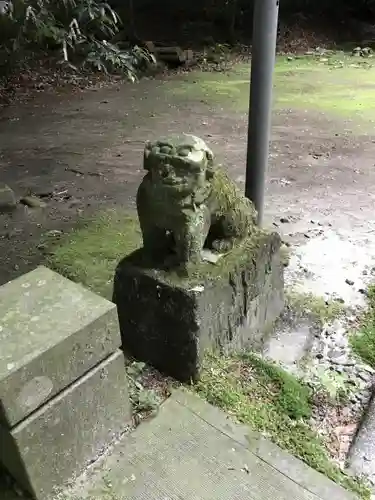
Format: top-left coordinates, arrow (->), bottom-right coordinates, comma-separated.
245,0 -> 280,226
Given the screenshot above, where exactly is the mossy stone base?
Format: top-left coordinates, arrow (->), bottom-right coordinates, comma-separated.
0,350 -> 131,500
114,230 -> 284,382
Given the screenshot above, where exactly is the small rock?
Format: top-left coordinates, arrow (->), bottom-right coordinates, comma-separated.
333,297 -> 345,304
331,356 -> 355,366
360,365 -> 375,375
20,195 -> 47,208
358,288 -> 368,296
345,278 -> 354,286
201,250 -> 223,264
343,365 -> 355,374
357,371 -> 371,382
46,229 -> 62,237
280,217 -> 290,223
0,184 -> 17,212
362,47 -> 372,57
328,348 -> 346,360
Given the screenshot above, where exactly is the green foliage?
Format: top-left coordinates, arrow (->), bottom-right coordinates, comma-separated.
127,361 -> 160,414
351,285 -> 375,368
0,0 -> 154,78
196,352 -> 370,499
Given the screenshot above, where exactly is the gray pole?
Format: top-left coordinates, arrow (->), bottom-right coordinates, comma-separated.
245,0 -> 279,225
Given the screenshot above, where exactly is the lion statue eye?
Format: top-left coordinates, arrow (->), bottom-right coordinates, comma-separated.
178,148 -> 191,157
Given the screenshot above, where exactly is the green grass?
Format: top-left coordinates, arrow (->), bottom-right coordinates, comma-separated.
46,209 -> 142,299
196,353 -> 370,499
351,285 -> 375,368
286,290 -> 346,323
167,54 -> 375,121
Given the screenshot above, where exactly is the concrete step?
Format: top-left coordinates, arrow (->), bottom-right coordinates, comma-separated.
62,389 -> 356,500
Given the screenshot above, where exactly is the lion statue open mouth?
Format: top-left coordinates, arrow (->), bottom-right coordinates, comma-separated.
136,133 -> 257,267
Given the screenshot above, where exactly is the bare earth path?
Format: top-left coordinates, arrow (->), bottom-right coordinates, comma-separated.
1,62 -> 375,288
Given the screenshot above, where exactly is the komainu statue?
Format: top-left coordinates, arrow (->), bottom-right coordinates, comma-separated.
136,134 -> 257,266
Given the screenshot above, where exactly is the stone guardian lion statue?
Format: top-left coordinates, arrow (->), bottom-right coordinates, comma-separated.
136,134 -> 257,266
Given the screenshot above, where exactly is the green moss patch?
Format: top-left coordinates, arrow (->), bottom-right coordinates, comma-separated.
196,352 -> 370,499
166,54 -> 375,121
286,290 -> 346,323
46,209 -> 142,299
350,285 -> 375,368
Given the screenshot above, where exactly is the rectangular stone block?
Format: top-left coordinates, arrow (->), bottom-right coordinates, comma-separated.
0,349 -> 131,500
114,231 -> 284,382
0,266 -> 121,428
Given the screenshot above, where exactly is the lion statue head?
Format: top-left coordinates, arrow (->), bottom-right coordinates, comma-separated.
143,134 -> 215,202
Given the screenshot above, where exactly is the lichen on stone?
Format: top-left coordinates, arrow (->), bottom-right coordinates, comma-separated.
136,133 -> 257,268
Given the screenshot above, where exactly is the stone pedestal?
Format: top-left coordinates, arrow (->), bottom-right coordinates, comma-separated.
114,230 -> 284,382
0,266 -> 131,499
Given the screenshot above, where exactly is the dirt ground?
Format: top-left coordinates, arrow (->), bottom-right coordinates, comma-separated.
1,57 -> 375,287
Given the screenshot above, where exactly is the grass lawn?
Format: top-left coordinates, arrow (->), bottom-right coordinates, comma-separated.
167,54 -> 375,122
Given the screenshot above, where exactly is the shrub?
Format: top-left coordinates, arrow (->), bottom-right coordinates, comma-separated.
0,0 -> 155,79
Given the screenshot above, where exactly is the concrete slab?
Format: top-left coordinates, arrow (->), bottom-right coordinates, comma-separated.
0,266 -> 121,427
348,393 -> 375,484
114,231 -> 284,382
66,389 -> 355,500
263,320 -> 314,372
0,349 -> 131,500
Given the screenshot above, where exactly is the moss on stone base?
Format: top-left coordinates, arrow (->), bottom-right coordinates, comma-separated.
123,227 -> 281,289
